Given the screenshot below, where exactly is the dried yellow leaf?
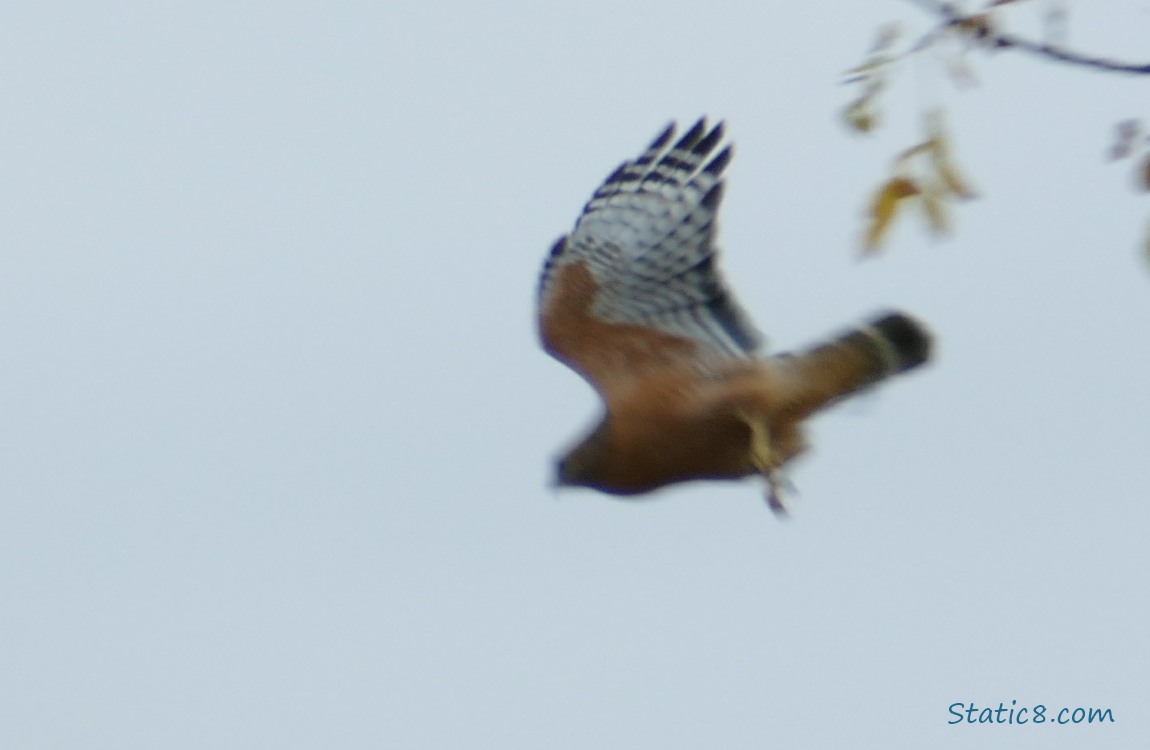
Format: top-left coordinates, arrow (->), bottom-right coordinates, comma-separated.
937,158 -> 979,200
920,183 -> 951,236
863,177 -> 919,254
863,222 -> 891,255
843,98 -> 879,133
924,109 -> 979,199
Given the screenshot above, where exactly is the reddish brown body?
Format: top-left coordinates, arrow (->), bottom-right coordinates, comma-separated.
543,261 -> 924,497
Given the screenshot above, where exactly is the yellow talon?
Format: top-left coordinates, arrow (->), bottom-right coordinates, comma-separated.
744,415 -> 772,469
736,409 -> 790,514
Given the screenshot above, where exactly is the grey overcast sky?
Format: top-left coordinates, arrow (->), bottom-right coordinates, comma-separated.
1,1 -> 1147,748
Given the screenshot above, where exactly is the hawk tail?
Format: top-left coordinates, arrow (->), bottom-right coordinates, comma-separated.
859,312 -> 932,375
777,312 -> 932,418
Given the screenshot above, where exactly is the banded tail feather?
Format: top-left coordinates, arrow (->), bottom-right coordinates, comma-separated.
777,312 -> 932,419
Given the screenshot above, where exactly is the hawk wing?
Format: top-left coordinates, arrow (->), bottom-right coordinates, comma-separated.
538,118 -> 763,399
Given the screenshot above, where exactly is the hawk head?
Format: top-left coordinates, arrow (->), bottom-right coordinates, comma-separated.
554,423 -> 612,491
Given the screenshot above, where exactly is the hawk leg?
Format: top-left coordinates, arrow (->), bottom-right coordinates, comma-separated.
737,410 -> 791,515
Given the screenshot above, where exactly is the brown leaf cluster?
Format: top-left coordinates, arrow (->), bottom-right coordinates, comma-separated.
862,109 -> 978,255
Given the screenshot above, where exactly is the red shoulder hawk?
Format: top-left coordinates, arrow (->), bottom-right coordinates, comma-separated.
538,119 -> 931,511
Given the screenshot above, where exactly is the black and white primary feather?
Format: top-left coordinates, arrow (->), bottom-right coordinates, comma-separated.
539,118 -> 762,372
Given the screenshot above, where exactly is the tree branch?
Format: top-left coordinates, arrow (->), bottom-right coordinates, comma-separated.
907,0 -> 1150,75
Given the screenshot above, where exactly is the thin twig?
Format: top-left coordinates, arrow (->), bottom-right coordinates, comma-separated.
907,0 -> 1150,74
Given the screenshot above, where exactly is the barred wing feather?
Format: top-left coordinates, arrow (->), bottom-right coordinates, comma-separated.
539,119 -> 763,393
